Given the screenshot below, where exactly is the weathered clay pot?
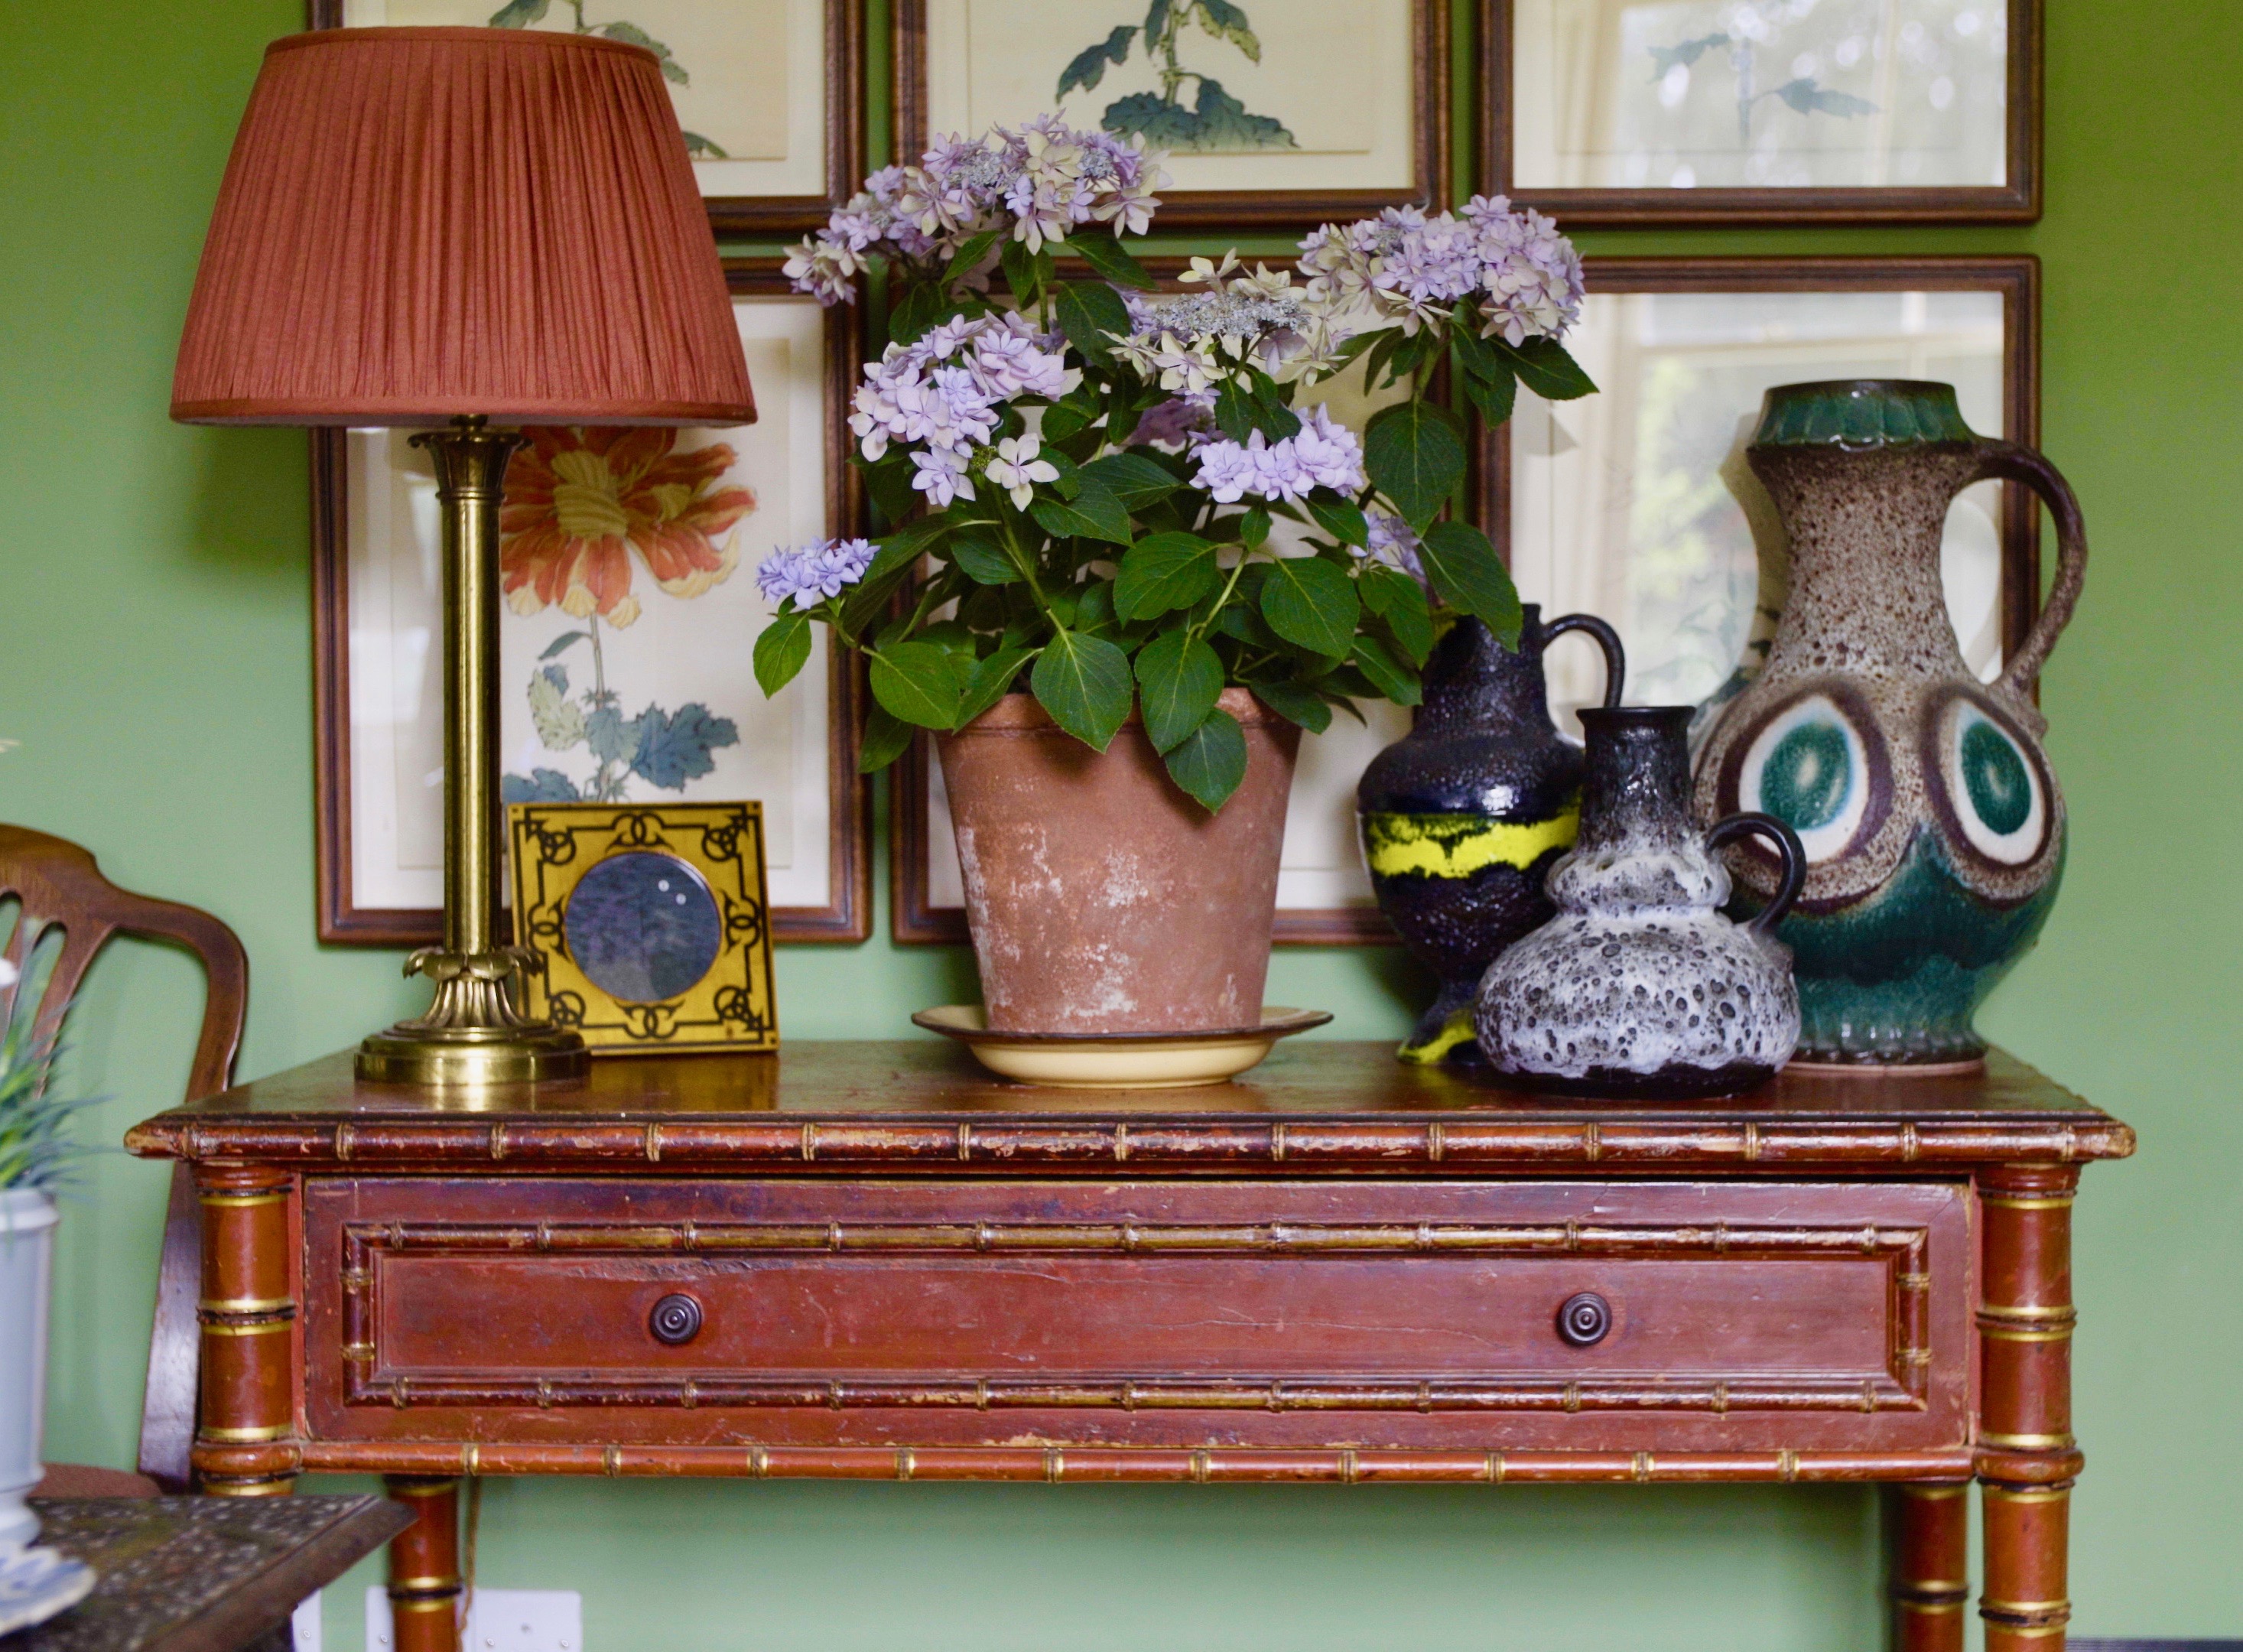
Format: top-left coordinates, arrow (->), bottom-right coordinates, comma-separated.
937,688 -> 1300,1034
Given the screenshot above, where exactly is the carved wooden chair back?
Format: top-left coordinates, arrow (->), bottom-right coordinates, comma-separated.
0,824 -> 249,1491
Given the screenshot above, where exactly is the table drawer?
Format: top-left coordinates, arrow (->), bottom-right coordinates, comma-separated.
301,1178 -> 1972,1455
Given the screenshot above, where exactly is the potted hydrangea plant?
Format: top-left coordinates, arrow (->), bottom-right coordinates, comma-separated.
761,118 -> 1591,1034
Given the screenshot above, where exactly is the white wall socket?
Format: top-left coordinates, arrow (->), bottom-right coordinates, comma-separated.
365,1587 -> 584,1652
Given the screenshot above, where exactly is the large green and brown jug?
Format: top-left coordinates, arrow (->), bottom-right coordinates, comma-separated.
1693,381 -> 2088,1067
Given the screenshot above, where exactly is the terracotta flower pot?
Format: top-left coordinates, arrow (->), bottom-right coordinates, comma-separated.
936,688 -> 1301,1034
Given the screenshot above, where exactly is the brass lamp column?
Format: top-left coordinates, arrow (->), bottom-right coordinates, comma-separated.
356,418 -> 588,1085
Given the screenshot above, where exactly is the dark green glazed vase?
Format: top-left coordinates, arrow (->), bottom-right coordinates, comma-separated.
1692,382 -> 2089,1066
1356,609 -> 1624,1065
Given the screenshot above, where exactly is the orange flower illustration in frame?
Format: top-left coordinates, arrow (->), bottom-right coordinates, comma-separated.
499,428 -> 757,630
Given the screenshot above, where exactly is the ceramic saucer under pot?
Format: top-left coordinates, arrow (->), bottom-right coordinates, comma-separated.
0,1544 -> 96,1637
912,1006 -> 1331,1088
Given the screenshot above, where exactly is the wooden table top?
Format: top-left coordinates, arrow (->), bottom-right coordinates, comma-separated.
17,1496 -> 410,1652
127,1042 -> 2132,1174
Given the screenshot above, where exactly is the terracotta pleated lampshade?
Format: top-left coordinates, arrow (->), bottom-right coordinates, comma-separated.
172,27 -> 755,428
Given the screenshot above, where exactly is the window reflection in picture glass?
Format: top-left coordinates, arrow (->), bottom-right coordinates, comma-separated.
1513,0 -> 2008,190
1508,285 -> 2008,728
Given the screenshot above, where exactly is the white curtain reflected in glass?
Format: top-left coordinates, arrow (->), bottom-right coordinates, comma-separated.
1510,287 -> 2007,733
1514,0 -> 2009,190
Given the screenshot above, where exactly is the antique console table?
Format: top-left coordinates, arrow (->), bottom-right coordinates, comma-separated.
127,1042 -> 2131,1652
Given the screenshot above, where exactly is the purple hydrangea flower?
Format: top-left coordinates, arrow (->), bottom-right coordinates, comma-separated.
757,538 -> 877,608
1191,406 -> 1367,505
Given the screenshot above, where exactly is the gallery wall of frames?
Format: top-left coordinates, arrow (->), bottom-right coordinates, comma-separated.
305,0 -> 2044,947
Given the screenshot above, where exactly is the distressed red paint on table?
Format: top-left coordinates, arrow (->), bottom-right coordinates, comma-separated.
128,1041 -> 2132,1652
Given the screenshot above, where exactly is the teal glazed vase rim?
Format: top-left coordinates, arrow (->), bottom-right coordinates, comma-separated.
1752,380 -> 1977,450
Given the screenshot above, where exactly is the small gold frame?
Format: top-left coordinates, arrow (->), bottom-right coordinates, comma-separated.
506,802 -> 778,1055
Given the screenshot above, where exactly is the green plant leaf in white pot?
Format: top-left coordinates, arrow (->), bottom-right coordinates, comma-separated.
0,956 -> 88,1554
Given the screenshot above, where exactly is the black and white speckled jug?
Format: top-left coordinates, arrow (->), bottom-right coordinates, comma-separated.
1474,706 -> 1807,1099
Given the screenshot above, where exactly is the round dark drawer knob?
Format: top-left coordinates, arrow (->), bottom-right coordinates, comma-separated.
649,1293 -> 704,1345
1556,1291 -> 1612,1348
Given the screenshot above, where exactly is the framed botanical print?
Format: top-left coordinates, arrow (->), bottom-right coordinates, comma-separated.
1484,255 -> 2040,730
1484,0 -> 2040,224
314,0 -> 862,235
895,0 -> 1451,229
312,261 -> 870,945
890,259 -> 1411,945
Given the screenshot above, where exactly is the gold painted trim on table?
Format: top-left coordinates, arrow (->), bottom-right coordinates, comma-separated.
1979,1192 -> 2075,1211
198,1189 -> 288,1209
200,1319 -> 292,1338
200,1295 -> 294,1315
1980,1429 -> 2075,1451
198,1423 -> 292,1443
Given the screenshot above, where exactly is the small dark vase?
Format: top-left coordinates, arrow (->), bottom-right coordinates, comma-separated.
1357,607 -> 1624,1064
1474,706 -> 1807,1100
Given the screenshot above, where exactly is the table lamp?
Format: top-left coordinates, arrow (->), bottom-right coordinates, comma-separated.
172,28 -> 756,1085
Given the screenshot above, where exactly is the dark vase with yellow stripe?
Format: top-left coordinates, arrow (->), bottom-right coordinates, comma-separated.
1357,608 -> 1624,1063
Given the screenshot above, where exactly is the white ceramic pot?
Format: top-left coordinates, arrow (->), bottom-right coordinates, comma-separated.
0,1188 -> 58,1553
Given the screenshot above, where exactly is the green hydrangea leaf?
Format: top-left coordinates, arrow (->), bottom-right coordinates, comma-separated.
1031,626 -> 1134,750
752,612 -> 814,698
1260,554 -> 1360,659
1133,629 -> 1224,753
1162,707 -> 1248,811
870,640 -> 969,730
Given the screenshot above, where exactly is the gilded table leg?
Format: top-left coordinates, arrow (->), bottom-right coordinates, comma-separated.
1886,1484 -> 1968,1652
193,1167 -> 297,1495
1977,1165 -> 2082,1649
386,1477 -> 465,1652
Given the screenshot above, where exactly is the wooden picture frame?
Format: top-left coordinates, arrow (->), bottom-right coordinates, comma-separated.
1482,0 -> 2041,226
893,0 -> 1451,230
312,261 -> 870,946
1481,254 -> 2042,715
508,799 -> 780,1053
307,0 -> 862,236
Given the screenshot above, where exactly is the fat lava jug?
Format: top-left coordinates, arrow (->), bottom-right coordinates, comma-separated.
1356,609 -> 1624,1064
1475,706 -> 1806,1099
1693,381 -> 2087,1068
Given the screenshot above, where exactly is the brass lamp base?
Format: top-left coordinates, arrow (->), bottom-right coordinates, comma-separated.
356,1023 -> 590,1086
356,945 -> 589,1085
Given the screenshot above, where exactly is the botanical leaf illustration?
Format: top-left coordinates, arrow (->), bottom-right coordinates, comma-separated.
486,2 -> 727,149
631,702 -> 740,789
586,703 -> 639,767
528,665 -> 588,750
500,767 -> 582,804
1192,0 -> 1261,61
1104,80 -> 1291,152
1071,0 -> 1295,153
1059,26 -> 1139,97
1648,31 -> 1728,80
1770,78 -> 1877,118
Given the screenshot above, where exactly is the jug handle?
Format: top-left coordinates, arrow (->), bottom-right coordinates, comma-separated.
1705,812 -> 1807,938
1967,439 -> 2089,701
1539,613 -> 1627,709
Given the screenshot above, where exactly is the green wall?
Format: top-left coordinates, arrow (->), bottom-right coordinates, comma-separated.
3,2 -> 2237,1646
